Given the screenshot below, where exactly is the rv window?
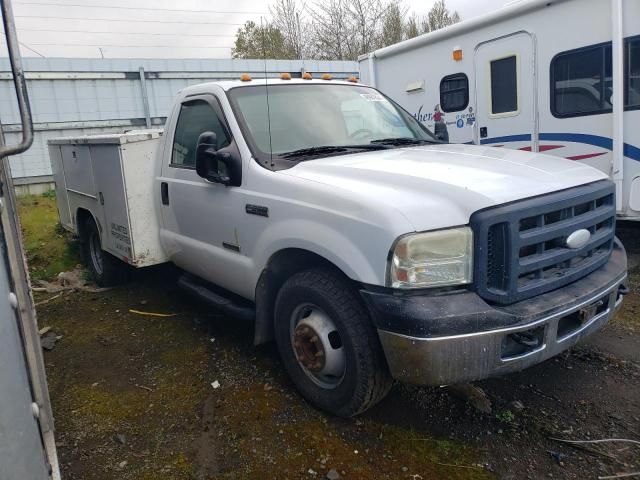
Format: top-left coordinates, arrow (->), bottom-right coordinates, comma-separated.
551,43 -> 612,117
490,56 -> 518,114
627,37 -> 640,109
440,73 -> 469,112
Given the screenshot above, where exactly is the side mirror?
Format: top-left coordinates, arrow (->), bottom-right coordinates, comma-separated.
195,131 -> 232,185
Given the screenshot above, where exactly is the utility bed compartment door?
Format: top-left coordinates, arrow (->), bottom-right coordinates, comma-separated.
90,145 -> 132,261
60,145 -> 96,196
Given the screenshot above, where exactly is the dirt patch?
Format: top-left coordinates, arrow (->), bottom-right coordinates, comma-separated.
587,324 -> 640,362
611,268 -> 640,334
38,273 -> 494,480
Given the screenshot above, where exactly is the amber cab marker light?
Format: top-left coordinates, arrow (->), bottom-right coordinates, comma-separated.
240,73 -> 252,82
452,47 -> 463,61
347,76 -> 358,83
280,72 -> 292,80
302,72 -> 313,80
321,73 -> 332,80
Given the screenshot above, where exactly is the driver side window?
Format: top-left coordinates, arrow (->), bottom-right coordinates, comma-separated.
171,99 -> 230,168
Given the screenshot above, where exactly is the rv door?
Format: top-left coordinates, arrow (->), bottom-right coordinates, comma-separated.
474,32 -> 538,152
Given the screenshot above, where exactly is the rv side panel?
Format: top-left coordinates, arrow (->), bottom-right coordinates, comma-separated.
362,0 -> 640,219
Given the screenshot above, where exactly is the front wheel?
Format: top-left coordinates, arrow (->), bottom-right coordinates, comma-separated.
274,268 -> 392,417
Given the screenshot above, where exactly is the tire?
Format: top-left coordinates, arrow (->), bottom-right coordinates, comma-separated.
81,218 -> 126,287
274,267 -> 393,417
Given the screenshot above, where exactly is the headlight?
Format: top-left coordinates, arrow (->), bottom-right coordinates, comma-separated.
389,227 -> 473,288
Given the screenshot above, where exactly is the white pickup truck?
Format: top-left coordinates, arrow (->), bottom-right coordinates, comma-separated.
49,77 -> 628,416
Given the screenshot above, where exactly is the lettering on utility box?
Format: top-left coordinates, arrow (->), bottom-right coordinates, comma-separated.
110,222 -> 131,257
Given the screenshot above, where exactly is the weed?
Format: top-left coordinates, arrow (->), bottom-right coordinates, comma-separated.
496,410 -> 515,423
54,222 -> 67,235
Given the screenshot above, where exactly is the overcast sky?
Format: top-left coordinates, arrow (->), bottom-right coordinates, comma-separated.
1,0 -> 506,59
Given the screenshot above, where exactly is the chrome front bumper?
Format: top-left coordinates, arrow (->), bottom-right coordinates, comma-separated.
366,245 -> 628,386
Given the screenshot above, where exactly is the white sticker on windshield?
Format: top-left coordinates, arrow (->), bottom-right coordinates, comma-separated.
360,92 -> 385,102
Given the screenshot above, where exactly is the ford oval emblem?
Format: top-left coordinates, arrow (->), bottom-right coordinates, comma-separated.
565,229 -> 591,249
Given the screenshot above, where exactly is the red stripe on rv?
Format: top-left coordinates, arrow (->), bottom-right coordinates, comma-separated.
565,152 -> 607,161
519,145 -> 564,152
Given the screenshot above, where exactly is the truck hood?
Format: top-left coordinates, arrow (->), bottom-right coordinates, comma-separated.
282,143 -> 609,232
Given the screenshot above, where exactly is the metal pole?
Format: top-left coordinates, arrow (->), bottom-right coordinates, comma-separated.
138,66 -> 152,129
611,0 -> 624,212
0,0 -> 33,156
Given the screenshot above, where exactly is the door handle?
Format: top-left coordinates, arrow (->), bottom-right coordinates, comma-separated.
161,182 -> 169,205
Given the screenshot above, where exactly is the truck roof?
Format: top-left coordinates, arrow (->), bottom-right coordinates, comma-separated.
181,78 -> 364,94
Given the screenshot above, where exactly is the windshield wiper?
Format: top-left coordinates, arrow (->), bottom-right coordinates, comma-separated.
280,144 -> 388,159
370,137 -> 438,146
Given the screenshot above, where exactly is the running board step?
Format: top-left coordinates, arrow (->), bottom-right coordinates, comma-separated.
177,274 -> 255,321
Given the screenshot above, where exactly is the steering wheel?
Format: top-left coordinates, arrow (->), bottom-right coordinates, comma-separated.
349,128 -> 373,140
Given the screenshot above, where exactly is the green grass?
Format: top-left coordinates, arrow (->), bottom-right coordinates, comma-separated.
17,193 -> 80,281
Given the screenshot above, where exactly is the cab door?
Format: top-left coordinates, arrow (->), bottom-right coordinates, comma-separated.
474,32 -> 538,151
158,93 -> 248,295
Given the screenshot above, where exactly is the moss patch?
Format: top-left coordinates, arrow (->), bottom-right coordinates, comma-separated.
17,193 -> 79,281
62,383 -> 152,434
208,380 -> 493,480
40,287 -> 211,480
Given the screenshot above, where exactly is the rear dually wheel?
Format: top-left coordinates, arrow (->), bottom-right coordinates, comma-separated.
81,217 -> 127,287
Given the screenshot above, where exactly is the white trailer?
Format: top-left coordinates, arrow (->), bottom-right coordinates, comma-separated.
359,0 -> 640,219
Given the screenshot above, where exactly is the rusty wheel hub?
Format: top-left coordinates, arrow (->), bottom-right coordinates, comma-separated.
290,305 -> 345,389
293,324 -> 326,372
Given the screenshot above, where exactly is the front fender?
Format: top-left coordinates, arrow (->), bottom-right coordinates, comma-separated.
250,217 -> 389,292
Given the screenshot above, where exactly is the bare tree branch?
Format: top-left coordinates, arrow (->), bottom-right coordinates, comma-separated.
270,0 -> 312,59
231,0 -> 462,60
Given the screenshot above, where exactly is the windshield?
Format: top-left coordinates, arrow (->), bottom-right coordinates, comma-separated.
227,83 -> 438,165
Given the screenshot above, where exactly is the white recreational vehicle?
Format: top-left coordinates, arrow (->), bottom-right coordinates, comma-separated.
359,0 -> 640,219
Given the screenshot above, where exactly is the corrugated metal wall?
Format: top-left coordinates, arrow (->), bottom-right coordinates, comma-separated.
0,58 -> 359,181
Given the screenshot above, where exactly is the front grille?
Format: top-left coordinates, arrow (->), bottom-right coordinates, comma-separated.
471,181 -> 616,304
